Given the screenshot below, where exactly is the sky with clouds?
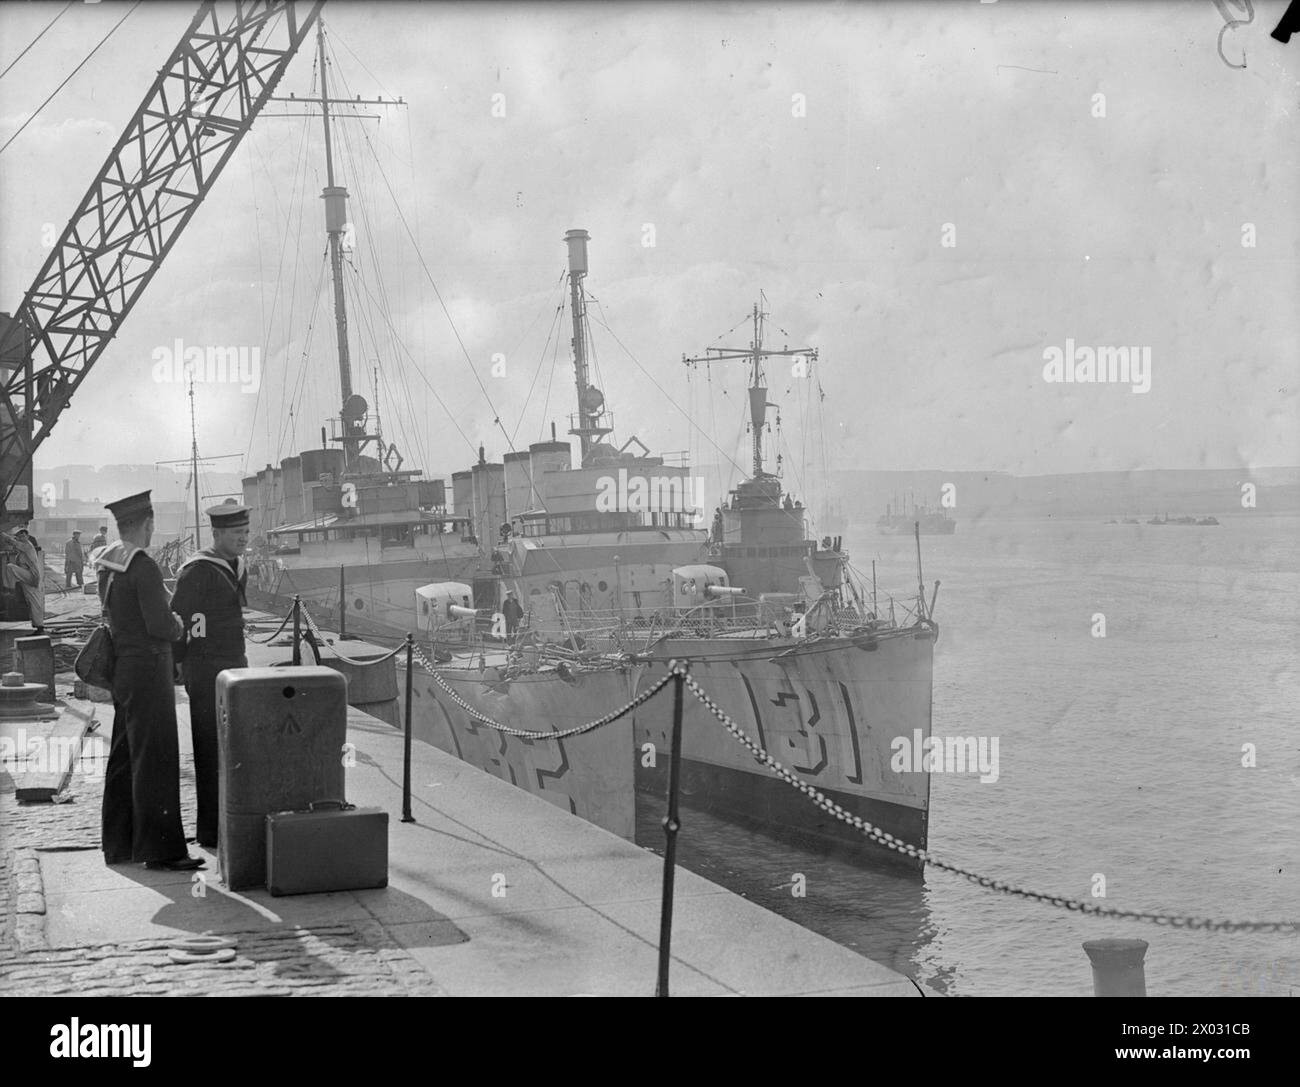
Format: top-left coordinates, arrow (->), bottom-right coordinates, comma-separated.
1,0 -> 1296,497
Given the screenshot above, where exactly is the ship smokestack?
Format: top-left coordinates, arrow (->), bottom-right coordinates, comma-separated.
564,228 -> 589,276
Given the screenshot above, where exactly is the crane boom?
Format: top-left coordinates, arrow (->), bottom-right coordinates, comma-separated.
0,0 -> 323,518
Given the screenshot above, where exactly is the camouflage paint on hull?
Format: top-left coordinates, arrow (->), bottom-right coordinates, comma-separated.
396,627 -> 933,868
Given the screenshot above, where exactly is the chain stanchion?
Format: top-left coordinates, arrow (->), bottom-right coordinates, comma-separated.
339,564 -> 347,641
402,633 -> 414,824
245,608 -> 294,645
291,595 -> 302,666
299,604 -> 405,667
655,661 -> 688,998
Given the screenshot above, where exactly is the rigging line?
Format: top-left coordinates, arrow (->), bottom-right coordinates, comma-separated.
0,0 -> 141,157
587,300 -> 747,480
346,262 -> 423,468
347,269 -> 477,458
274,249 -> 329,463
343,259 -> 459,468
711,310 -> 754,345
509,284 -> 567,448
0,1 -> 73,82
330,25 -> 401,106
247,140 -> 269,415
244,113 -> 314,472
537,302 -> 563,443
340,103 -> 516,451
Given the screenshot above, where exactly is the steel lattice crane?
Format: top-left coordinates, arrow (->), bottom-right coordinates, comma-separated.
0,0 -> 323,529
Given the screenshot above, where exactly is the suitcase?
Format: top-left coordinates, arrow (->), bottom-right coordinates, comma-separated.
217,667 -> 348,891
265,800 -> 388,897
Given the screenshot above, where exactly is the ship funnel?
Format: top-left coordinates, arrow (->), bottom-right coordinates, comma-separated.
564,229 -> 590,276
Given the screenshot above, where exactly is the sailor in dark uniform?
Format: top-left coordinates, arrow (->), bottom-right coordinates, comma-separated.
95,491 -> 202,871
170,503 -> 249,849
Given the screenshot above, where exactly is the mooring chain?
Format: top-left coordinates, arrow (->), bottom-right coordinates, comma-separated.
681,674 -> 1299,934
409,642 -> 674,739
299,605 -> 406,667
244,608 -> 294,645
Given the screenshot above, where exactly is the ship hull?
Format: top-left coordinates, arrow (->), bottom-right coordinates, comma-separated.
397,628 -> 933,871
631,631 -> 933,869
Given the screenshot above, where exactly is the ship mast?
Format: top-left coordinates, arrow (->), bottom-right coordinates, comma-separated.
267,20 -> 405,474
683,295 -> 817,479
564,229 -> 612,465
317,19 -> 355,466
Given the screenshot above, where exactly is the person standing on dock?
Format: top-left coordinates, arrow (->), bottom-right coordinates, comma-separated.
90,525 -> 108,553
170,503 -> 249,849
96,491 -> 201,872
64,530 -> 85,589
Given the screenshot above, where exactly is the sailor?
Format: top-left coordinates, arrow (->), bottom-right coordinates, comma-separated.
95,491 -> 200,871
90,525 -> 108,553
170,502 -> 249,849
502,588 -> 524,639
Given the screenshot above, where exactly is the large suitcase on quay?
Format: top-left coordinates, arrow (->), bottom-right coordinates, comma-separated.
217,667 -> 348,891
266,801 -> 388,897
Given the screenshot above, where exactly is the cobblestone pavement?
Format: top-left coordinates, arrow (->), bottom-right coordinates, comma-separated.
0,691 -> 443,996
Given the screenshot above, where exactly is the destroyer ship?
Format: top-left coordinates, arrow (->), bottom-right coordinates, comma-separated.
237,31 -> 937,867
398,234 -> 938,867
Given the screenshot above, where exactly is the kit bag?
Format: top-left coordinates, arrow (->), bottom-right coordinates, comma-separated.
74,572 -> 116,689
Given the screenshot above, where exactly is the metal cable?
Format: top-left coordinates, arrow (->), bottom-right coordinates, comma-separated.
683,673 -> 1299,934
300,605 -> 405,666
244,609 -> 295,644
410,642 -> 673,739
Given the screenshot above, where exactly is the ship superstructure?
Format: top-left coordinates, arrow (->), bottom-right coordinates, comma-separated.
401,234 -> 938,870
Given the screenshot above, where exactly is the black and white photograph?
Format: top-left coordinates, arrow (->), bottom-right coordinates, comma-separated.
0,0 -> 1297,1038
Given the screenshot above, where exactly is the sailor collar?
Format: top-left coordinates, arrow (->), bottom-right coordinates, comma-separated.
91,541 -> 146,573
180,548 -> 247,580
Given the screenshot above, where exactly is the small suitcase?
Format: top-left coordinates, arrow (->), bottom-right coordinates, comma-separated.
265,800 -> 388,897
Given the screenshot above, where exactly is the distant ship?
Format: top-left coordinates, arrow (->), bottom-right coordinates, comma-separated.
1147,513 -> 1218,526
877,492 -> 955,535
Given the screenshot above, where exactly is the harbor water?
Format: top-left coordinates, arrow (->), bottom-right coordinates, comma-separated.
638,512 -> 1300,996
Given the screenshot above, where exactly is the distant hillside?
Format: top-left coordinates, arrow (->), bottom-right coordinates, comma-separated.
827,468 -> 1300,520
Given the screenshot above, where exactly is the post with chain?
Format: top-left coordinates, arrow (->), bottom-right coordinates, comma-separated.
402,633 -> 415,823
656,660 -> 688,997
291,595 -> 302,666
339,564 -> 346,640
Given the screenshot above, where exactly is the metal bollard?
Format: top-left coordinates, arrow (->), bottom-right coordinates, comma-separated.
14,635 -> 55,702
291,595 -> 302,667
1083,938 -> 1149,996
